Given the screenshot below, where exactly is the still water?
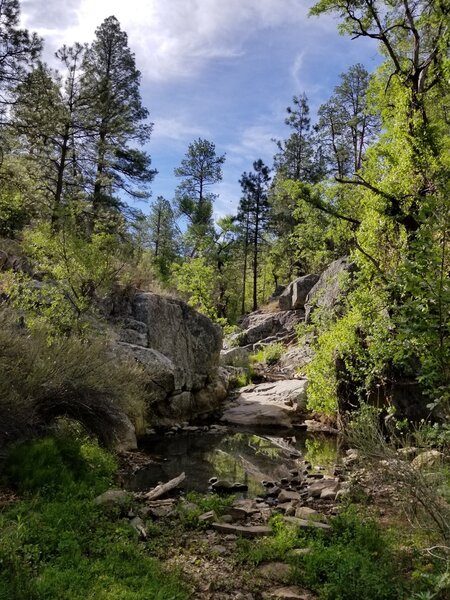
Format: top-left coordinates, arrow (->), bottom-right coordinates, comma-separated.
129,428 -> 341,497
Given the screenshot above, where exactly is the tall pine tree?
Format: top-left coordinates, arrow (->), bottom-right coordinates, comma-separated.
79,16 -> 156,227
238,159 -> 271,312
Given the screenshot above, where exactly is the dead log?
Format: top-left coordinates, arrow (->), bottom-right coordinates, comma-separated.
144,472 -> 186,500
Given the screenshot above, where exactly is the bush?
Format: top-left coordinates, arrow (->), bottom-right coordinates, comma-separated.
236,514 -> 299,565
0,310 -> 147,452
250,342 -> 285,366
291,509 -> 404,600
348,405 -> 450,544
177,492 -> 235,528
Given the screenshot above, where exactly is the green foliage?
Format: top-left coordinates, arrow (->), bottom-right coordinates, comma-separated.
0,310 -> 147,446
177,492 -> 235,528
293,510 -> 403,600
236,514 -> 299,565
0,189 -> 29,237
306,284 -> 392,414
250,342 -> 285,366
173,255 -> 220,321
4,434 -> 116,497
0,438 -> 187,600
2,221 -> 131,335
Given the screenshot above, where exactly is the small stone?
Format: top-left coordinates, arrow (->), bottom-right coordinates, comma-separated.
129,516 -> 147,539
284,516 -> 331,532
257,562 -> 291,582
320,488 -> 337,500
412,450 -> 443,469
290,548 -> 311,557
266,586 -> 312,599
211,544 -> 228,555
94,489 -> 129,508
278,490 -> 302,503
198,510 -> 217,523
294,507 -> 324,521
212,522 -> 272,538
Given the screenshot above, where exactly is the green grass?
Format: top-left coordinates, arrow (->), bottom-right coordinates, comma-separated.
177,491 -> 235,528
0,435 -> 188,600
237,510 -> 407,600
250,342 -> 285,366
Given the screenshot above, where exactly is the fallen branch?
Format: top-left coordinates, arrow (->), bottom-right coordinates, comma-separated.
144,472 -> 186,500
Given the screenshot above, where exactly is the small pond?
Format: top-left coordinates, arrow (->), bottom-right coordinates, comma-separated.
128,427 -> 342,497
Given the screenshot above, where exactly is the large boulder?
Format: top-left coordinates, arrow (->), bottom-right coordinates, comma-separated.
111,292 -> 225,425
221,380 -> 308,427
232,310 -> 304,349
279,274 -> 319,311
305,257 -> 356,323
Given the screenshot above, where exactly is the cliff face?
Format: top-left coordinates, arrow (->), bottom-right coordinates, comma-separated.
112,291 -> 227,426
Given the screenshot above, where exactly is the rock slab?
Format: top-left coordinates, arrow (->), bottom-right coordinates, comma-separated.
221,380 -> 308,427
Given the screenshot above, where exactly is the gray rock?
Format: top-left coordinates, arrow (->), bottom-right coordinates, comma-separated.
278,490 -> 302,503
94,489 -> 130,508
112,291 -> 225,425
308,480 -> 340,498
220,347 -> 249,367
279,274 -> 319,311
266,586 -> 313,599
198,510 -> 218,523
305,257 -> 356,323
221,380 -> 307,427
294,507 -> 325,521
237,310 -> 304,347
284,516 -> 332,532
212,523 -> 272,537
278,346 -> 313,376
257,562 -> 291,582
412,450 -> 443,469
129,516 -> 147,539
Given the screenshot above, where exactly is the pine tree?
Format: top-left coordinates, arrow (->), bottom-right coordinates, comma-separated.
79,16 -> 156,226
174,138 -> 225,255
316,64 -> 380,177
146,196 -> 179,278
0,0 -> 41,158
238,159 -> 271,312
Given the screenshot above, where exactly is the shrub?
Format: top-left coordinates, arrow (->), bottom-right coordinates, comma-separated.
0,309 -> 147,452
236,514 -> 299,565
250,342 -> 285,366
348,405 -> 450,544
291,509 -> 405,600
177,492 -> 235,528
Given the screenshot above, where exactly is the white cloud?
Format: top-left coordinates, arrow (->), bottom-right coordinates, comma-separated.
291,51 -> 306,89
152,117 -> 209,143
21,0 -> 310,82
225,124 -> 279,165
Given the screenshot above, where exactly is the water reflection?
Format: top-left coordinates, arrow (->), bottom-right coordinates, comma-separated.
129,428 -> 340,497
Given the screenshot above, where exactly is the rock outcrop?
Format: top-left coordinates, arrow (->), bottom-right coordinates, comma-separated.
278,273 -> 319,311
229,309 -> 304,351
305,257 -> 356,323
221,380 -> 308,427
111,291 -> 227,426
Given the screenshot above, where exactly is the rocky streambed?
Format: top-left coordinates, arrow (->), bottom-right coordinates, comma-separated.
124,425 -> 341,497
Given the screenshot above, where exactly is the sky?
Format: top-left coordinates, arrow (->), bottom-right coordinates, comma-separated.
20,0 -> 381,219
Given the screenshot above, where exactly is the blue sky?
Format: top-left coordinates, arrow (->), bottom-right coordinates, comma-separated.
21,0 -> 380,219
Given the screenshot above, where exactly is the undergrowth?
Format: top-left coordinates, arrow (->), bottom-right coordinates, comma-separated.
250,342 -> 285,366
0,433 -> 188,600
237,510 -> 408,600
177,491 -> 235,528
